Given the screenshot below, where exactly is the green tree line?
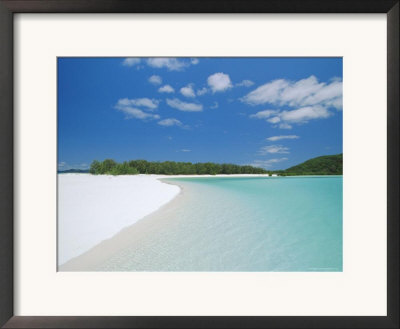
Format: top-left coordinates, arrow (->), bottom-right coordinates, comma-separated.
89,159 -> 269,176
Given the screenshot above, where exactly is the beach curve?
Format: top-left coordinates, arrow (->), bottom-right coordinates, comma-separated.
57,173 -> 180,266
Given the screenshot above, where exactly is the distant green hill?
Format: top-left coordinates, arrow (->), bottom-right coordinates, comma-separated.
282,154 -> 343,176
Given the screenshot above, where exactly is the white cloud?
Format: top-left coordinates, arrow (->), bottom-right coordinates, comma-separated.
210,102 -> 219,109
116,98 -> 159,110
158,118 -> 183,127
116,106 -> 160,120
181,149 -> 191,152
115,98 -> 160,120
243,79 -> 288,105
280,106 -> 332,123
250,105 -> 333,128
191,58 -> 199,65
295,79 -> 342,110
166,98 -> 203,112
148,75 -> 162,85
236,79 -> 254,87
267,116 -> 281,124
147,58 -> 188,71
249,110 -> 279,119
122,58 -> 141,66
258,145 -> 290,155
180,84 -> 196,98
251,158 -> 288,168
207,72 -> 233,93
158,85 -> 175,93
197,87 -> 208,96
58,161 -> 66,167
279,123 -> 292,129
266,135 -> 299,141
242,75 -> 342,110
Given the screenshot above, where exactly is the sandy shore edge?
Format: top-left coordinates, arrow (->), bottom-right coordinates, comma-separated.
59,178 -> 186,271
58,174 -> 181,266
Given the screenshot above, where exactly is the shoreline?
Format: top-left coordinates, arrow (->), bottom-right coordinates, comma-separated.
57,174 -> 181,266
59,174 -> 275,267
59,178 -> 187,271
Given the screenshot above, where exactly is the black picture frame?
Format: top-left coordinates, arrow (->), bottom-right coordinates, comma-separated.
0,1 -> 398,328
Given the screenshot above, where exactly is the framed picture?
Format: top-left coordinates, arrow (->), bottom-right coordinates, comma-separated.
0,1 -> 398,328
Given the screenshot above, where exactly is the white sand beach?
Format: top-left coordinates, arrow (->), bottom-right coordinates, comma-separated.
58,173 -> 270,271
58,173 -> 272,267
57,174 -> 180,265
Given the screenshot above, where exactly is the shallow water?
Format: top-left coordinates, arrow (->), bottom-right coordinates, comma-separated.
97,176 -> 342,272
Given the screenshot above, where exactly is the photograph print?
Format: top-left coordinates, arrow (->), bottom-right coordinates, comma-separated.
57,57 -> 343,272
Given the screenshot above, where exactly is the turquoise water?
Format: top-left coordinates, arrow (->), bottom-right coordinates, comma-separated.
98,176 -> 342,272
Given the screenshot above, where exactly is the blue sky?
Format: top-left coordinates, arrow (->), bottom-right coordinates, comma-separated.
58,57 -> 342,171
